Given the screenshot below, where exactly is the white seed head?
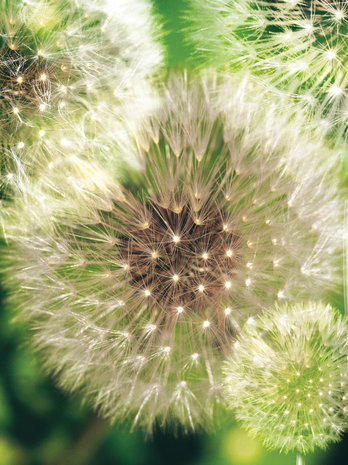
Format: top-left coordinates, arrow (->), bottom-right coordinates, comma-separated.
0,0 -> 163,191
223,302 -> 348,453
187,0 -> 348,141
2,75 -> 343,433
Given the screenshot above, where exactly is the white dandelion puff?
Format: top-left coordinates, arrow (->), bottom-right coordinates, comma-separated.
223,301 -> 348,453
0,0 -> 163,193
187,0 -> 348,143
1,73 -> 343,432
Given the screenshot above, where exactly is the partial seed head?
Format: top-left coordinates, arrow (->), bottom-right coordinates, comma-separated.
223,302 -> 348,453
187,0 -> 348,141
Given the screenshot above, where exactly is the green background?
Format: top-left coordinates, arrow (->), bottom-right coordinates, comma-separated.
0,1 -> 346,464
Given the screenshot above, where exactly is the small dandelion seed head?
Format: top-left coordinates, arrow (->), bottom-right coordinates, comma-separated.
0,0 -> 163,188
223,302 -> 348,453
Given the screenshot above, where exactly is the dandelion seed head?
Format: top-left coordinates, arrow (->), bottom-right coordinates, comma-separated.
187,0 -> 348,142
0,0 -> 163,191
2,74 -> 343,432
223,302 -> 348,453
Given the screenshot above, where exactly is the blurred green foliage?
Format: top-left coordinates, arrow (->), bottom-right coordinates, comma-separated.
0,1 -> 346,464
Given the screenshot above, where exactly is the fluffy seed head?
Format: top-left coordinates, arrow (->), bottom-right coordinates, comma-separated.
1,74 -> 343,432
223,302 -> 348,453
187,0 -> 348,143
0,0 -> 162,192
0,0 -> 107,128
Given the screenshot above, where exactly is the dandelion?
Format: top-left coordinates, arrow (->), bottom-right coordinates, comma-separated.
1,74 -> 343,432
223,302 -> 348,454
187,0 -> 348,143
0,0 -> 162,192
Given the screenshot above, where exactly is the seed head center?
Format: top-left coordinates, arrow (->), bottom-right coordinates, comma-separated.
119,198 -> 239,310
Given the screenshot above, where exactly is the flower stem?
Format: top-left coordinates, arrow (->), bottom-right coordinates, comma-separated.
51,414 -> 107,465
296,454 -> 305,465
